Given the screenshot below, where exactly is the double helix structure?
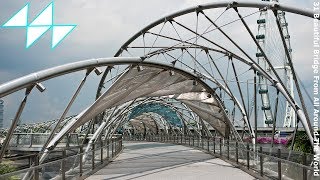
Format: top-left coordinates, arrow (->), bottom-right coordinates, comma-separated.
0,1 -> 318,179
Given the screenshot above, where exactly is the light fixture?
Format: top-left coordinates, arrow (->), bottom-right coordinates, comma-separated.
35,83 -> 46,92
193,80 -> 198,86
137,65 -> 144,72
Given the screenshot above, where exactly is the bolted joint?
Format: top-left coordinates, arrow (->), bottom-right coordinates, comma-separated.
167,18 -> 174,24
25,85 -> 35,95
272,9 -> 279,17
141,31 -> 146,37
259,6 -> 268,12
271,3 -> 280,11
203,48 -> 209,54
121,46 -> 128,52
272,79 -> 278,87
140,56 -> 147,61
195,6 -> 204,15
227,2 -> 239,11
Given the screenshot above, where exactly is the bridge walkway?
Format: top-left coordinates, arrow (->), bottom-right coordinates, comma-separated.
86,141 -> 254,180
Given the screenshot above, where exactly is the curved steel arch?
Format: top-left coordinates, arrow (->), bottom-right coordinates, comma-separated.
113,1 -> 316,57
95,1 -> 315,149
0,1 -> 316,164
111,97 -> 211,137
0,57 -> 231,163
0,57 -> 230,162
98,1 -> 317,96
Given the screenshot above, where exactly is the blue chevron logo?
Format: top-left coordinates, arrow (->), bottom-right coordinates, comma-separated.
2,2 -> 76,49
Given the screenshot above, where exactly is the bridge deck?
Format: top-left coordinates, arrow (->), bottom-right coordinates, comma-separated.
86,141 -> 254,180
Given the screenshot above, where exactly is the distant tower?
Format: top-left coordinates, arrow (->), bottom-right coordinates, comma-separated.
0,100 -> 3,128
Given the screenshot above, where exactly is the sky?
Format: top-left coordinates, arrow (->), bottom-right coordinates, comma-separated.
0,0 -> 316,127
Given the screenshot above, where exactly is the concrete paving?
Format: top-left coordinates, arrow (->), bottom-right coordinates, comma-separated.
86,141 -> 255,180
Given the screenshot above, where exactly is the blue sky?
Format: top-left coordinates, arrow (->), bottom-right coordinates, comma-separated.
0,0 -> 316,127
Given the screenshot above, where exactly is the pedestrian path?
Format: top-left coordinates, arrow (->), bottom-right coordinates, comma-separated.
87,141 -> 255,180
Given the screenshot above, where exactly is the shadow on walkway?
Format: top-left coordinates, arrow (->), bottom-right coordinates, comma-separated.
86,141 -> 255,180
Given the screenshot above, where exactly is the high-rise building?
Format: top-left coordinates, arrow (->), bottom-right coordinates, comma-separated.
0,99 -> 3,128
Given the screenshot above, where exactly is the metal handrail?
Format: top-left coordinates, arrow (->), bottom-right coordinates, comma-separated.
125,134 -> 314,180
0,136 -> 123,179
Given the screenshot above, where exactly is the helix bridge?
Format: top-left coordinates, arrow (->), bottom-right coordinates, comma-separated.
0,1 -> 318,179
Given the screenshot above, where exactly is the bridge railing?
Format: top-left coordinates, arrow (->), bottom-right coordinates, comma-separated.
124,134 -> 316,180
0,135 -> 123,180
9,133 -> 80,148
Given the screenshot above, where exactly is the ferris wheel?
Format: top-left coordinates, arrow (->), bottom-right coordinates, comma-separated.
256,0 -> 295,128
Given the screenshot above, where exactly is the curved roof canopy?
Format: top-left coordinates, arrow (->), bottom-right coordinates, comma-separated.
46,64 -> 230,152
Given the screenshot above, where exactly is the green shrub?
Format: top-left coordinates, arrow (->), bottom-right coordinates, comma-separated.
0,162 -> 16,175
286,131 -> 318,153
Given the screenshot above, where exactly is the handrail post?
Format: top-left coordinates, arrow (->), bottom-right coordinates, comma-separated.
61,150 -> 66,180
92,143 -> 95,170
115,138 -> 118,154
278,149 -> 281,180
107,140 -> 109,160
227,139 -> 229,160
120,137 -> 123,151
30,134 -> 34,148
16,134 -> 20,146
79,146 -> 83,177
219,138 -> 222,156
236,141 -> 238,164
28,155 -> 31,167
100,140 -> 103,164
259,146 -> 263,176
213,137 -> 215,154
192,136 -> 194,146
111,139 -> 114,158
247,143 -> 250,169
34,155 -> 39,180
303,153 -> 307,180
201,136 -> 204,149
